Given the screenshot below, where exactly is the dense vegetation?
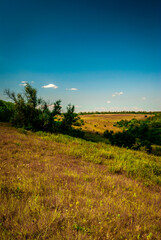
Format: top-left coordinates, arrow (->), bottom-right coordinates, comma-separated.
2,84 -> 84,137
104,114 -> 161,154
0,99 -> 14,122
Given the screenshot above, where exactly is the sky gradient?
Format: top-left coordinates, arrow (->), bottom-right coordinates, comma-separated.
0,0 -> 161,112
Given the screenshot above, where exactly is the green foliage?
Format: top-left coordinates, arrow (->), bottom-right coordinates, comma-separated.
4,83 -> 82,135
103,130 -> 114,138
64,128 -> 84,138
110,131 -> 136,148
51,100 -> 61,116
62,104 -> 78,130
73,117 -> 84,126
4,84 -> 59,131
0,100 -> 15,122
4,84 -> 44,129
105,114 -> 161,153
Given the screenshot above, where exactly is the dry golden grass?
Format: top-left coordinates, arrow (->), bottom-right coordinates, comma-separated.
80,114 -> 151,134
0,123 -> 161,239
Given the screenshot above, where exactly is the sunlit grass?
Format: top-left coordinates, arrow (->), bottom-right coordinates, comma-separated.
0,123 -> 161,239
80,114 -> 151,134
37,131 -> 161,185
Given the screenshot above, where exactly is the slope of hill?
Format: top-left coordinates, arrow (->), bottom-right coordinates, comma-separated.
80,114 -> 151,134
0,123 -> 161,239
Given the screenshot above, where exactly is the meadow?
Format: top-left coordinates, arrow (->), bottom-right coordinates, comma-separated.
80,114 -> 151,134
0,122 -> 161,240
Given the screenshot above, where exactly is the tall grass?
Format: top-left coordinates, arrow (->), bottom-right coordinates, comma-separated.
0,124 -> 161,239
37,131 -> 161,186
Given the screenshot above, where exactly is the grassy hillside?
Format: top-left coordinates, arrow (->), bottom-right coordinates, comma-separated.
80,114 -> 151,134
0,123 -> 161,239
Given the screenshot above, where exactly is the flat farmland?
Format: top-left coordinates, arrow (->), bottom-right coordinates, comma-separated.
80,114 -> 150,134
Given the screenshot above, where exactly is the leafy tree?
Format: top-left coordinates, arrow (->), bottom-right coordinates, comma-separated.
51,100 -> 62,116
62,104 -> 78,130
5,83 -> 43,129
0,100 -> 15,122
4,83 -> 81,135
4,83 -> 60,130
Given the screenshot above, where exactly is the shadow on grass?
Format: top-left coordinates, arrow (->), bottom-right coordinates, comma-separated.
82,131 -> 109,144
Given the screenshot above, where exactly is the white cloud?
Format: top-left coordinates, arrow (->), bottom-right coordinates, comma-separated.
112,91 -> 124,97
107,100 -> 111,104
42,84 -> 58,89
19,81 -> 27,86
31,81 -> 34,84
142,97 -> 146,100
66,88 -> 78,91
75,105 -> 81,108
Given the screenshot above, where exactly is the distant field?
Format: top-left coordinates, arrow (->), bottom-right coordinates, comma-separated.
80,114 -> 150,134
0,123 -> 161,239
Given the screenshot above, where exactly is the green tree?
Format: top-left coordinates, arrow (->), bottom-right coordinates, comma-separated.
51,100 -> 62,116
5,83 -> 43,129
4,83 -> 80,135
0,100 -> 15,122
62,104 -> 78,130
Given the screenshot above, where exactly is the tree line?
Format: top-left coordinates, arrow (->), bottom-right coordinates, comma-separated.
79,111 -> 156,115
104,115 -> 161,153
0,83 -> 84,137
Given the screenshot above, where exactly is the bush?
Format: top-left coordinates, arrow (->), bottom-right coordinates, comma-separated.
110,131 -> 136,148
103,130 -> 113,138
0,100 -> 15,122
67,128 -> 84,138
73,117 -> 84,126
61,104 -> 79,131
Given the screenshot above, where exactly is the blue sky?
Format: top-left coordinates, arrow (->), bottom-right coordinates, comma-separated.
0,0 -> 161,112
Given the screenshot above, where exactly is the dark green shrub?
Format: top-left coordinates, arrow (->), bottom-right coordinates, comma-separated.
110,131 -> 136,148
73,117 -> 84,126
103,130 -> 113,138
140,140 -> 152,153
0,100 -> 15,122
68,128 -> 84,138
61,104 -> 79,130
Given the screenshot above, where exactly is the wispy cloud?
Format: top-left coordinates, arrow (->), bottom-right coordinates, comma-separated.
66,88 -> 78,91
112,91 -> 124,97
42,84 -> 58,89
107,100 -> 111,104
19,81 -> 27,86
142,97 -> 146,100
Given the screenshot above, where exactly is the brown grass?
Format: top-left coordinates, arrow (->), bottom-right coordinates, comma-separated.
0,123 -> 161,239
80,114 -> 151,134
